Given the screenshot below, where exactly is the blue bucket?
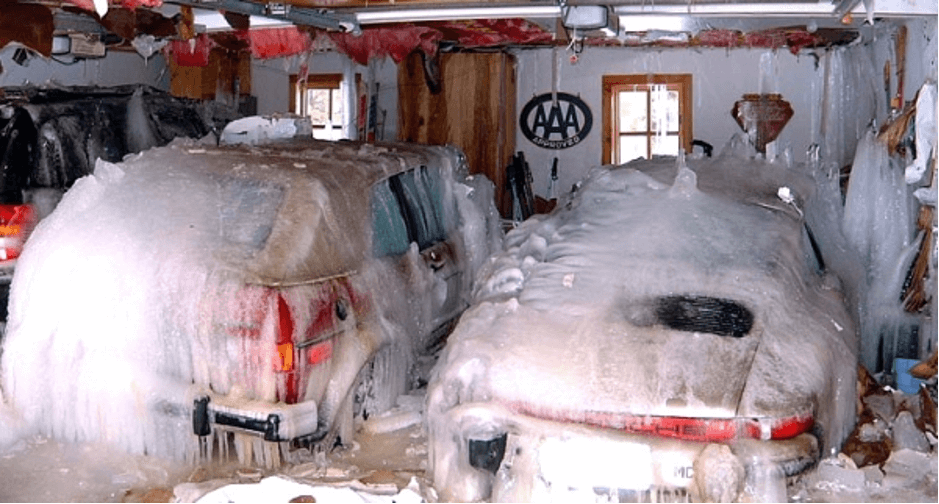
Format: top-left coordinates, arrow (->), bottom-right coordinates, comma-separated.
894,358 -> 926,394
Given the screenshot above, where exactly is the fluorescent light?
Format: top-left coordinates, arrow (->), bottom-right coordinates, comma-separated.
192,9 -> 291,32
619,15 -> 687,33
612,0 -> 936,17
356,6 -> 561,25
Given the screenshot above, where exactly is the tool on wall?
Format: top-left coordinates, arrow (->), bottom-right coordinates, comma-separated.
507,152 -> 535,222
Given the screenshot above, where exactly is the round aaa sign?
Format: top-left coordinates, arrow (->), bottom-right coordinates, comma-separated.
520,92 -> 593,149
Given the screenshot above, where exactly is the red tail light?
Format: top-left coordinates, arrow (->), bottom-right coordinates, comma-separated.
0,203 -> 37,261
508,402 -> 814,443
274,293 -> 299,403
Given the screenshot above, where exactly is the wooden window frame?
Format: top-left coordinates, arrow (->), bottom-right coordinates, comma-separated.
602,74 -> 693,165
289,73 -> 343,128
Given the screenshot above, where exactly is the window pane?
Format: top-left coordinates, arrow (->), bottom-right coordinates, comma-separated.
618,91 -> 647,133
306,89 -> 331,126
618,135 -> 647,163
371,179 -> 410,257
651,87 -> 680,133
651,134 -> 680,156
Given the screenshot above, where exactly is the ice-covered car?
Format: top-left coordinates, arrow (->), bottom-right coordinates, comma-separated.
0,85 -> 223,319
0,137 -> 500,463
427,153 -> 858,502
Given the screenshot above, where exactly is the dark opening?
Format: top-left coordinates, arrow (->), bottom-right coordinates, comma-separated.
655,295 -> 754,338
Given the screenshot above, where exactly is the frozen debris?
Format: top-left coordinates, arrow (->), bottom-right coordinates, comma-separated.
862,392 -> 897,422
807,458 -> 866,491
861,464 -> 884,486
131,34 -> 168,60
741,460 -> 787,503
691,444 -> 744,503
880,449 -> 937,489
891,411 -> 932,453
361,410 -> 423,435
174,479 -> 237,503
189,475 -> 428,503
856,420 -> 888,443
913,178 -> 937,207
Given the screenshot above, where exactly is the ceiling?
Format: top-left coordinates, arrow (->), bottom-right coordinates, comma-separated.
1,1 -> 935,61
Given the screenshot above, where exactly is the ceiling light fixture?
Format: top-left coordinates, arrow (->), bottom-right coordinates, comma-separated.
355,6 -> 562,25
561,6 -> 609,30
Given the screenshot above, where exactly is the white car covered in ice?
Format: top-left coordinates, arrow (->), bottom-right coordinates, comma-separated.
0,137 -> 500,464
426,153 -> 858,501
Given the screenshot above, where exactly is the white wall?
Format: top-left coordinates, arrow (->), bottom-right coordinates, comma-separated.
513,45 -> 843,198
0,46 -> 169,89
252,52 -> 400,141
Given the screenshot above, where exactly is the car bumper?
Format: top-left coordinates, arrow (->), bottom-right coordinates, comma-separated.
190,390 -> 319,443
429,402 -> 818,502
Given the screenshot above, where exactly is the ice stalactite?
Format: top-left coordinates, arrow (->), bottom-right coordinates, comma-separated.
841,96 -> 934,374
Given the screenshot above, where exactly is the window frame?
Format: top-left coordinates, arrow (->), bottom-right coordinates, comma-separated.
602,74 -> 693,165
289,73 -> 344,131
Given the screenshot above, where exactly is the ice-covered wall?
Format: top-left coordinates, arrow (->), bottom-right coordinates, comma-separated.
0,46 -> 170,89
824,17 -> 937,374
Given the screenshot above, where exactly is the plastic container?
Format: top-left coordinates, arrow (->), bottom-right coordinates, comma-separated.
894,358 -> 926,394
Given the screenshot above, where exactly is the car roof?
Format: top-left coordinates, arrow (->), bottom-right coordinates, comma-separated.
117,138 -> 457,284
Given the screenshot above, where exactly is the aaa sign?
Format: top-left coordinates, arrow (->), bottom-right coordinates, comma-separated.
520,92 -> 593,149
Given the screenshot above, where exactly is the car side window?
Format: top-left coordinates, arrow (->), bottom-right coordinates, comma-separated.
371,178 -> 410,257
371,165 -> 447,257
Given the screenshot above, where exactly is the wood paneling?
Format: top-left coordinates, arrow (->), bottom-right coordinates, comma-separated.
169,48 -> 251,106
399,52 -> 516,217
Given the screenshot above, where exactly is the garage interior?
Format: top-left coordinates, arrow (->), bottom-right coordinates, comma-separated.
0,0 -> 937,502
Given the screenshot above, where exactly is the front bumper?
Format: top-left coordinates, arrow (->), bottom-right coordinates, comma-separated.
191,391 -> 318,443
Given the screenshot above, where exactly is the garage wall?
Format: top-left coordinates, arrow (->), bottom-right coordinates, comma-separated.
0,47 -> 169,89
251,52 -> 399,141
513,45 -> 857,199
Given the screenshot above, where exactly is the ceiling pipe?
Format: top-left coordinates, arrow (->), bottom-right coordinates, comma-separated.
167,0 -> 359,32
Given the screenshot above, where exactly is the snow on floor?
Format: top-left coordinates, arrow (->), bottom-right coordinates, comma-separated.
1,385 -> 935,502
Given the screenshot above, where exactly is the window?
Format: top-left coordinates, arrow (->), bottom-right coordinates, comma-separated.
371,166 -> 446,257
602,75 -> 692,164
290,74 -> 344,140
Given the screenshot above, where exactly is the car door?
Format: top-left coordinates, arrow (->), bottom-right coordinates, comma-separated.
371,165 -> 463,341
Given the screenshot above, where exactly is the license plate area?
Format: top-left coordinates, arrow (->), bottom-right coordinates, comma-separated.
536,434 -> 699,498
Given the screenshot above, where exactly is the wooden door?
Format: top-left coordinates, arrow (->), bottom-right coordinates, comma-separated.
398,52 -> 516,217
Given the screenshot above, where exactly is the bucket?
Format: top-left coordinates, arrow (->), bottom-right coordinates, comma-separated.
894,358 -> 926,394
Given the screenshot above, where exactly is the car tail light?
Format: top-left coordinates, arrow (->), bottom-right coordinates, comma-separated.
509,402 -> 814,443
0,203 -> 37,261
274,293 -> 299,403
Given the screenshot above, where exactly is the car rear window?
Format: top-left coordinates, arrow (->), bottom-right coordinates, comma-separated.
216,176 -> 284,253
